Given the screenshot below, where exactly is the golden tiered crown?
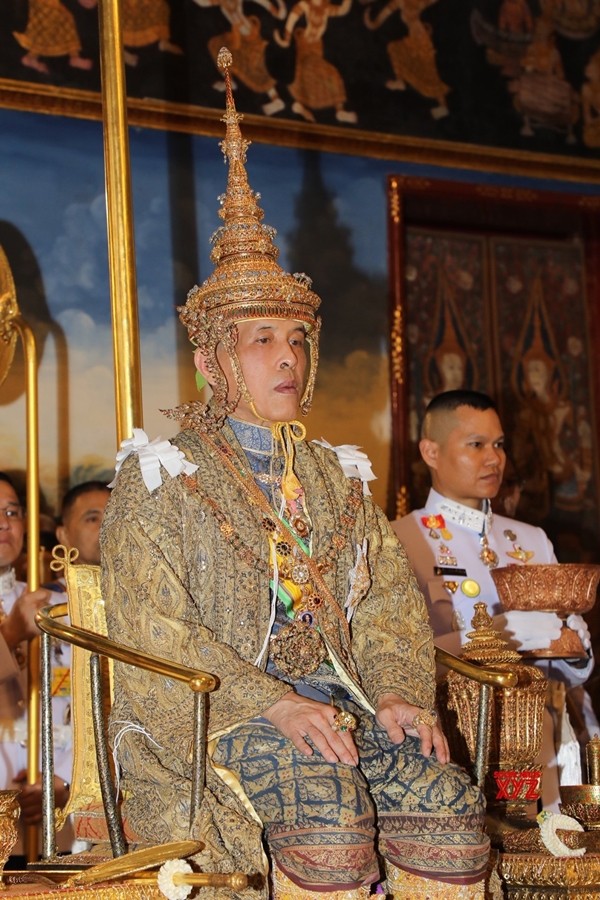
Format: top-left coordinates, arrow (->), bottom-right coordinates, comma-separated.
179,47 -> 321,348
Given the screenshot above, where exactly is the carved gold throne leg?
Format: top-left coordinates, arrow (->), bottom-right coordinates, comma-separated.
272,863 -> 371,898
384,863 -> 485,899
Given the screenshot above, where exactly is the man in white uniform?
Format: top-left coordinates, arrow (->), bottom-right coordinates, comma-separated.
392,390 -> 596,810
0,472 -> 71,858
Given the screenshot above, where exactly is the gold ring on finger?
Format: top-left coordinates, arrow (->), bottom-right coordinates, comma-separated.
411,710 -> 437,729
331,710 -> 358,733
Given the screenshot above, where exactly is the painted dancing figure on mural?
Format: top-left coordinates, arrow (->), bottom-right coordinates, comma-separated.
509,14 -> 579,142
363,0 -> 449,119
13,0 -> 95,74
498,0 -> 534,34
470,0 -> 533,79
539,0 -> 600,40
275,0 -> 357,124
194,0 -> 287,115
121,0 -> 183,68
582,49 -> 600,147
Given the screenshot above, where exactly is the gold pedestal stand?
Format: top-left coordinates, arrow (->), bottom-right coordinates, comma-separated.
439,604 -> 600,898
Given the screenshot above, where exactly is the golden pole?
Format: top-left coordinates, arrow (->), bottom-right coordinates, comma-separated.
0,250 -> 41,861
16,316 -> 41,863
97,0 -> 143,442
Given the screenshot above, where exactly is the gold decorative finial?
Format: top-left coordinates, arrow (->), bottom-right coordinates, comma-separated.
217,47 -> 232,70
586,734 -> 600,785
0,247 -> 19,388
461,602 -> 522,666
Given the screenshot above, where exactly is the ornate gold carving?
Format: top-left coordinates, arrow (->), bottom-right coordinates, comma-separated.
491,564 -> 600,615
439,603 -> 547,821
395,485 -> 409,519
560,784 -> 600,831
390,304 -> 403,385
0,790 -> 20,888
389,180 -> 400,224
4,880 -> 166,899
500,850 -> 600,892
0,247 -> 18,389
491,564 -> 600,659
586,734 -> 600,785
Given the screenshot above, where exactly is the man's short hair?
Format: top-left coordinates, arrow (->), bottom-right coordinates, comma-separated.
425,390 -> 498,417
0,472 -> 17,491
0,471 -> 23,505
421,390 -> 499,440
59,480 -> 110,523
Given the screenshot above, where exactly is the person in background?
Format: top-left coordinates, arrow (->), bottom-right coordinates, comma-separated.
55,480 -> 111,566
392,389 -> 597,811
0,471 -> 71,861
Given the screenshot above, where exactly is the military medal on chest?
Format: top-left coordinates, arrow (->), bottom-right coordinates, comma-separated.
479,533 -> 499,569
421,514 -> 453,540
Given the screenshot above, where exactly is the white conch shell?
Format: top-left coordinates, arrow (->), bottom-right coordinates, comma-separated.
537,811 -> 586,858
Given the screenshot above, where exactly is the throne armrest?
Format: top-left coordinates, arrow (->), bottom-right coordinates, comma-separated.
36,603 -> 217,692
35,603 -> 218,861
435,646 -> 518,689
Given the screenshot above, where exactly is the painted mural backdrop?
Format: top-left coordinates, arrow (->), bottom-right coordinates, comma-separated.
0,109 -> 391,521
403,225 -> 598,561
0,1 -> 599,159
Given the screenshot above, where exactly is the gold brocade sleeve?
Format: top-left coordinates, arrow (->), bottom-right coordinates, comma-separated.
350,501 -> 436,710
301,442 -> 436,712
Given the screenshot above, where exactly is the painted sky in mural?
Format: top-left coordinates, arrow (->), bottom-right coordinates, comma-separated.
0,109 -> 391,512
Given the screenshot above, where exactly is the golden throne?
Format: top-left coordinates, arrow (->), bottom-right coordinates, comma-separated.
29,544 -> 249,897
29,547 -> 600,899
29,545 -> 519,898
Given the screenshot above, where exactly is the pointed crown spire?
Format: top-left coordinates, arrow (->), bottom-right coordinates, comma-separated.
179,47 -> 321,348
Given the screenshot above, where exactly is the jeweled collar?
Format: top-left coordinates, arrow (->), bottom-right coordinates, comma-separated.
428,489 -> 492,535
0,568 -> 16,594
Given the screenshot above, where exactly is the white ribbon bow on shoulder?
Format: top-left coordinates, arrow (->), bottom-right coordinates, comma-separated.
109,428 -> 199,492
314,439 -> 377,496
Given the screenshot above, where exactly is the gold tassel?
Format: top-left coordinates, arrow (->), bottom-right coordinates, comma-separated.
384,863 -> 485,899
272,421 -> 306,503
272,863 -> 371,899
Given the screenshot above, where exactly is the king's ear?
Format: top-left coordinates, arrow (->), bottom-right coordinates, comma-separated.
419,438 -> 439,470
194,348 -> 213,385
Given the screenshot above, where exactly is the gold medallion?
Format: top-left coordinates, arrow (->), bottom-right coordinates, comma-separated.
479,536 -> 499,569
461,579 -> 481,598
292,563 -> 310,584
269,620 -> 327,680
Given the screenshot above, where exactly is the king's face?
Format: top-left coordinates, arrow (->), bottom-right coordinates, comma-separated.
222,317 -> 308,425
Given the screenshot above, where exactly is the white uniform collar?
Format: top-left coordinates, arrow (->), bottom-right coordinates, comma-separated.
0,568 -> 16,594
428,489 -> 492,535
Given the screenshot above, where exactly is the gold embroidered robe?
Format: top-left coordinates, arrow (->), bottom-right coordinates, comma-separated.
101,423 -> 434,897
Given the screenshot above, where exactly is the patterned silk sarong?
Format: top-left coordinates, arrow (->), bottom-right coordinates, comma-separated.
213,702 -> 489,891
